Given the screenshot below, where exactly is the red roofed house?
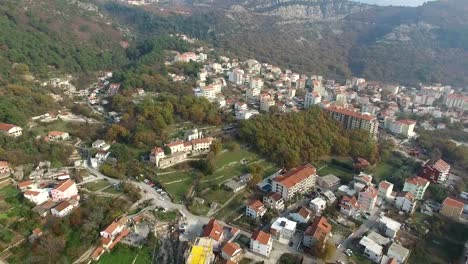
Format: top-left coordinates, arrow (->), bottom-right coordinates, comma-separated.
340,195 -> 360,218
289,206 -> 312,223
202,218 -> 225,251
272,164 -> 317,200
358,185 -> 379,212
378,181 -> 394,200
245,200 -> 267,219
0,161 -> 11,175
263,192 -> 285,211
50,179 -> 78,201
18,180 -> 34,191
167,140 -> 185,154
250,230 -> 272,257
51,200 -> 77,217
0,123 -> 22,137
395,192 -> 417,214
191,137 -> 214,152
221,242 -> 243,263
24,189 -> 49,205
403,176 -> 430,200
420,159 -> 450,184
149,147 -> 165,167
47,131 -> 69,141
440,197 -> 465,219
91,246 -> 105,261
303,216 -> 332,249
100,217 -> 128,239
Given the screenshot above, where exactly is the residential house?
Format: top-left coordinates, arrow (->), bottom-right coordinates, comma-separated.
18,180 -> 34,191
366,231 -> 390,247
221,242 -> 243,263
317,174 -> 341,190
92,140 -> 110,151
100,217 -> 128,239
420,159 -> 450,184
359,236 -> 383,263
263,192 -> 285,211
28,228 -> 43,243
289,206 -> 312,223
149,147 -> 165,167
378,181 -> 394,201
309,197 -> 327,213
354,172 -> 373,192
0,161 -> 11,175
272,164 -> 317,200
185,237 -> 216,264
250,230 -> 273,257
358,185 -> 379,212
47,131 -> 69,141
303,216 -> 332,249
167,140 -> 185,154
270,217 -> 297,244
259,93 -> 275,112
395,192 -> 417,214
246,200 -> 267,219
51,200 -> 76,217
201,218 -> 224,251
386,119 -> 416,138
340,195 -> 360,218
0,123 -> 22,137
440,197 -> 464,219
402,176 -> 429,200
191,137 -> 213,152
95,151 -> 110,162
386,242 -> 410,264
322,190 -> 337,205
24,190 -> 49,205
378,216 -> 401,238
50,179 -> 78,201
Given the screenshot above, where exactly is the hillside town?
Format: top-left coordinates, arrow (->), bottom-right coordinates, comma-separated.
0,32 -> 467,264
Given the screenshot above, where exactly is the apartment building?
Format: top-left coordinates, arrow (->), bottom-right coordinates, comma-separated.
323,105 -> 378,138
402,176 -> 429,200
272,164 -> 317,201
358,185 -> 378,212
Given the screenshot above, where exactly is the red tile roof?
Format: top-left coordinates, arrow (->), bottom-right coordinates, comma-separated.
32,228 -> 42,236
305,216 -> 332,242
431,159 -> 450,172
0,123 -> 17,132
379,181 -> 392,190
273,164 -> 316,188
222,242 -> 241,257
248,200 -> 265,212
53,201 -> 72,212
0,161 -> 9,168
103,217 -> 127,236
442,197 -> 464,209
397,191 -> 415,201
360,185 -> 378,199
167,140 -> 184,147
340,195 -> 359,209
251,230 -> 271,245
18,180 -> 33,188
297,206 -> 311,219
405,176 -> 429,187
24,190 -> 41,196
325,105 -> 376,121
91,246 -> 105,260
267,192 -> 283,202
150,147 -> 164,155
54,179 -> 76,192
202,218 -> 224,241
48,131 -> 66,136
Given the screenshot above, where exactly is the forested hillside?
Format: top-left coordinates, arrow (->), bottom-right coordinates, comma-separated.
239,107 -> 378,168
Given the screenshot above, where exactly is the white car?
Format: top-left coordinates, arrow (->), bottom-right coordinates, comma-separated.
345,249 -> 353,257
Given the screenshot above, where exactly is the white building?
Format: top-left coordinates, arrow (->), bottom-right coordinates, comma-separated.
395,192 -> 417,214
378,216 -> 401,238
51,201 -> 76,218
386,242 -> 410,263
339,195 -> 360,218
386,119 -> 416,138
309,197 -> 327,213
0,123 -> 22,137
250,78 -> 264,90
263,192 -> 285,211
289,206 -> 312,223
167,140 -> 185,154
92,140 -> 110,151
250,230 -> 272,257
359,236 -> 383,263
24,190 -> 49,205
358,186 -> 379,212
304,92 -> 321,108
246,87 -> 261,100
270,217 -> 297,244
228,68 -> 244,85
259,93 -> 275,112
378,181 -> 394,201
245,200 -> 267,218
235,109 -> 259,120
272,164 -> 317,201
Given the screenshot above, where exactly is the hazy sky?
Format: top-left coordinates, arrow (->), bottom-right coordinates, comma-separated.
354,0 -> 437,7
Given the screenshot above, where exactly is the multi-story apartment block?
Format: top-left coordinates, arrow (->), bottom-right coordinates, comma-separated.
420,159 -> 450,184
386,119 -> 416,138
323,105 -> 378,138
228,68 -> 244,85
259,93 -> 275,112
304,92 -> 321,108
358,185 -> 378,212
402,176 -> 429,200
272,164 -> 317,201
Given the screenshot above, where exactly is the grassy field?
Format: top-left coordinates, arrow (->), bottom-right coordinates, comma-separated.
214,192 -> 247,222
188,203 -> 209,216
317,163 -> 355,183
83,179 -> 111,192
98,245 -> 152,264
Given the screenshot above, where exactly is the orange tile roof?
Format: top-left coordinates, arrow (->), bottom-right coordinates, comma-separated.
54,179 -> 75,192
379,181 -> 392,190
18,180 -> 33,188
53,201 -> 71,212
360,185 -> 378,199
101,237 -> 112,246
273,164 -> 316,188
167,140 -> 184,147
91,246 -> 105,260
41,200 -> 56,209
108,229 -> 130,250
397,191 -> 415,201
387,258 -> 398,264
442,197 -> 464,209
103,217 -> 127,235
24,190 -> 41,196
325,105 -> 376,121
340,195 -> 360,209
248,200 -> 265,212
222,242 -> 241,257
202,218 -> 224,241
191,137 -> 213,145
267,192 -> 283,202
0,161 -> 9,167
305,216 -> 332,242
0,123 -> 17,132
431,159 -> 450,172
251,230 -> 271,245
150,147 -> 164,155
405,176 -> 429,187
297,206 -> 311,219
32,228 -> 42,236
48,131 -> 66,136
